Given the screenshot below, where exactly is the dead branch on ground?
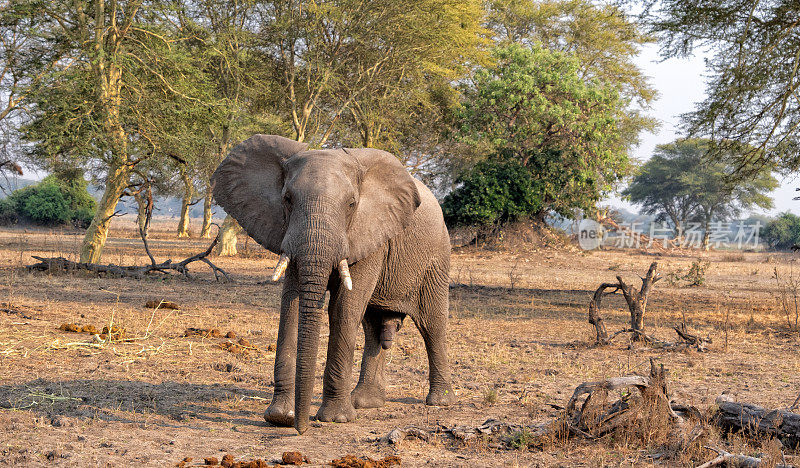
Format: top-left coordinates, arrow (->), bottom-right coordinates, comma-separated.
435,359 -> 698,447
696,446 -> 793,468
27,234 -> 232,282
384,360 -> 798,466
714,394 -> 800,450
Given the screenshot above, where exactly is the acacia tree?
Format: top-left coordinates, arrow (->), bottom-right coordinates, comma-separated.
19,0 -> 214,262
0,1 -> 75,178
622,145 -> 701,239
174,0 -> 287,251
635,0 -> 800,174
258,0 -> 485,146
454,43 -> 631,222
624,139 -> 777,249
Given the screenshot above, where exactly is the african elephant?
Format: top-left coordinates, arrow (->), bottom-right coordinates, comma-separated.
211,134 -> 455,434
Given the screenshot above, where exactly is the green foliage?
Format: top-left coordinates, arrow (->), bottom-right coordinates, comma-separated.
763,213 -> 800,251
635,0 -> 800,174
665,258 -> 710,287
623,138 -> 777,238
456,44 -> 632,219
684,259 -> 710,287
18,183 -> 71,225
0,199 -> 18,226
441,157 -> 543,226
46,169 -> 96,215
508,428 -> 537,450
485,0 -> 657,138
7,171 -> 96,226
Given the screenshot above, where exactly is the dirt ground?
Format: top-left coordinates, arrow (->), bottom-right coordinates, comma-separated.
1,218 -> 799,467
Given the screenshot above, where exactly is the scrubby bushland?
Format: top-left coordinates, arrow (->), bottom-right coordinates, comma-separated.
763,212 -> 800,250
7,173 -> 96,227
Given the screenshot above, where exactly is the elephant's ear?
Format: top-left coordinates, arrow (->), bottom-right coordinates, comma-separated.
347,149 -> 421,263
211,135 -> 308,254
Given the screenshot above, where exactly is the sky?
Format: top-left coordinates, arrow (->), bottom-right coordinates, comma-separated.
610,44 -> 800,217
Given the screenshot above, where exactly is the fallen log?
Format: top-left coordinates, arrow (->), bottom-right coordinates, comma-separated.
714,395 -> 800,449
27,235 -> 232,282
696,446 -> 793,468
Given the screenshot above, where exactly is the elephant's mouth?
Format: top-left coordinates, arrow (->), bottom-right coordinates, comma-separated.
270,253 -> 352,291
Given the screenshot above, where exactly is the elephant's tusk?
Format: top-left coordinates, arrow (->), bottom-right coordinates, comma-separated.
338,259 -> 352,291
271,254 -> 290,282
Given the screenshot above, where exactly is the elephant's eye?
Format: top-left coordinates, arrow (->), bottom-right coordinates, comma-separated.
348,198 -> 356,210
283,193 -> 292,207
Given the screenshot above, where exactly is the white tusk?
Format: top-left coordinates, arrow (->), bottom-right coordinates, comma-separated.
338,259 -> 352,291
271,254 -> 290,282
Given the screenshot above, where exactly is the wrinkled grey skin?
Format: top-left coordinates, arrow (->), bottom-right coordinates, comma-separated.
211,135 -> 455,434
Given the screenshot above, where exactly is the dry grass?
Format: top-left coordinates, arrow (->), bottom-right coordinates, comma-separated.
0,217 -> 798,466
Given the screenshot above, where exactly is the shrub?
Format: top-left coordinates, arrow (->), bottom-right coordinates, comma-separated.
0,198 -> 17,225
441,157 -> 544,227
72,207 -> 94,229
20,183 -> 72,224
7,172 -> 96,227
763,212 -> 800,250
44,173 -> 96,216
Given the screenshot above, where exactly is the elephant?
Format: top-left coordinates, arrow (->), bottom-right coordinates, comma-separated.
211,134 -> 456,434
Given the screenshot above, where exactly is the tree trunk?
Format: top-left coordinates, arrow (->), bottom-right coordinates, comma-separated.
177,169 -> 192,238
215,215 -> 241,256
702,214 -> 712,251
588,283 -> 617,344
200,192 -> 213,238
79,161 -> 130,263
80,53 -> 129,263
177,198 -> 190,238
714,394 -> 800,449
617,262 -> 659,342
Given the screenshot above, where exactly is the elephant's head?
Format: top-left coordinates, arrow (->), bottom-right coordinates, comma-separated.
211,134 -> 420,433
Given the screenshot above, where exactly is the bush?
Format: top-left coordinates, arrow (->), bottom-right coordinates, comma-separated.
6,172 -> 96,227
763,212 -> 800,250
0,198 -> 17,225
441,157 -> 544,227
20,183 -> 72,224
44,173 -> 96,216
72,207 -> 94,229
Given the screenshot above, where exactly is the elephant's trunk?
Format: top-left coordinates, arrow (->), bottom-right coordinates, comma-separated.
294,257 -> 330,434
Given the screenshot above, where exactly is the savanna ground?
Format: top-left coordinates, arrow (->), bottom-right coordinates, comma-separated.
1,219 -> 799,467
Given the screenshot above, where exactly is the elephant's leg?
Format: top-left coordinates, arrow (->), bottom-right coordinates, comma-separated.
414,268 -> 456,407
351,310 -> 387,409
264,267 -> 299,426
316,263 -> 378,423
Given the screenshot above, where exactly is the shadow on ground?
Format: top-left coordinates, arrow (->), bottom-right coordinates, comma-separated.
0,378 -> 276,430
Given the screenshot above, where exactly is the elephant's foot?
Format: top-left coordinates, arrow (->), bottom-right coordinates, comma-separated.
425,385 -> 456,406
315,398 -> 357,423
264,394 -> 294,427
351,383 -> 386,409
